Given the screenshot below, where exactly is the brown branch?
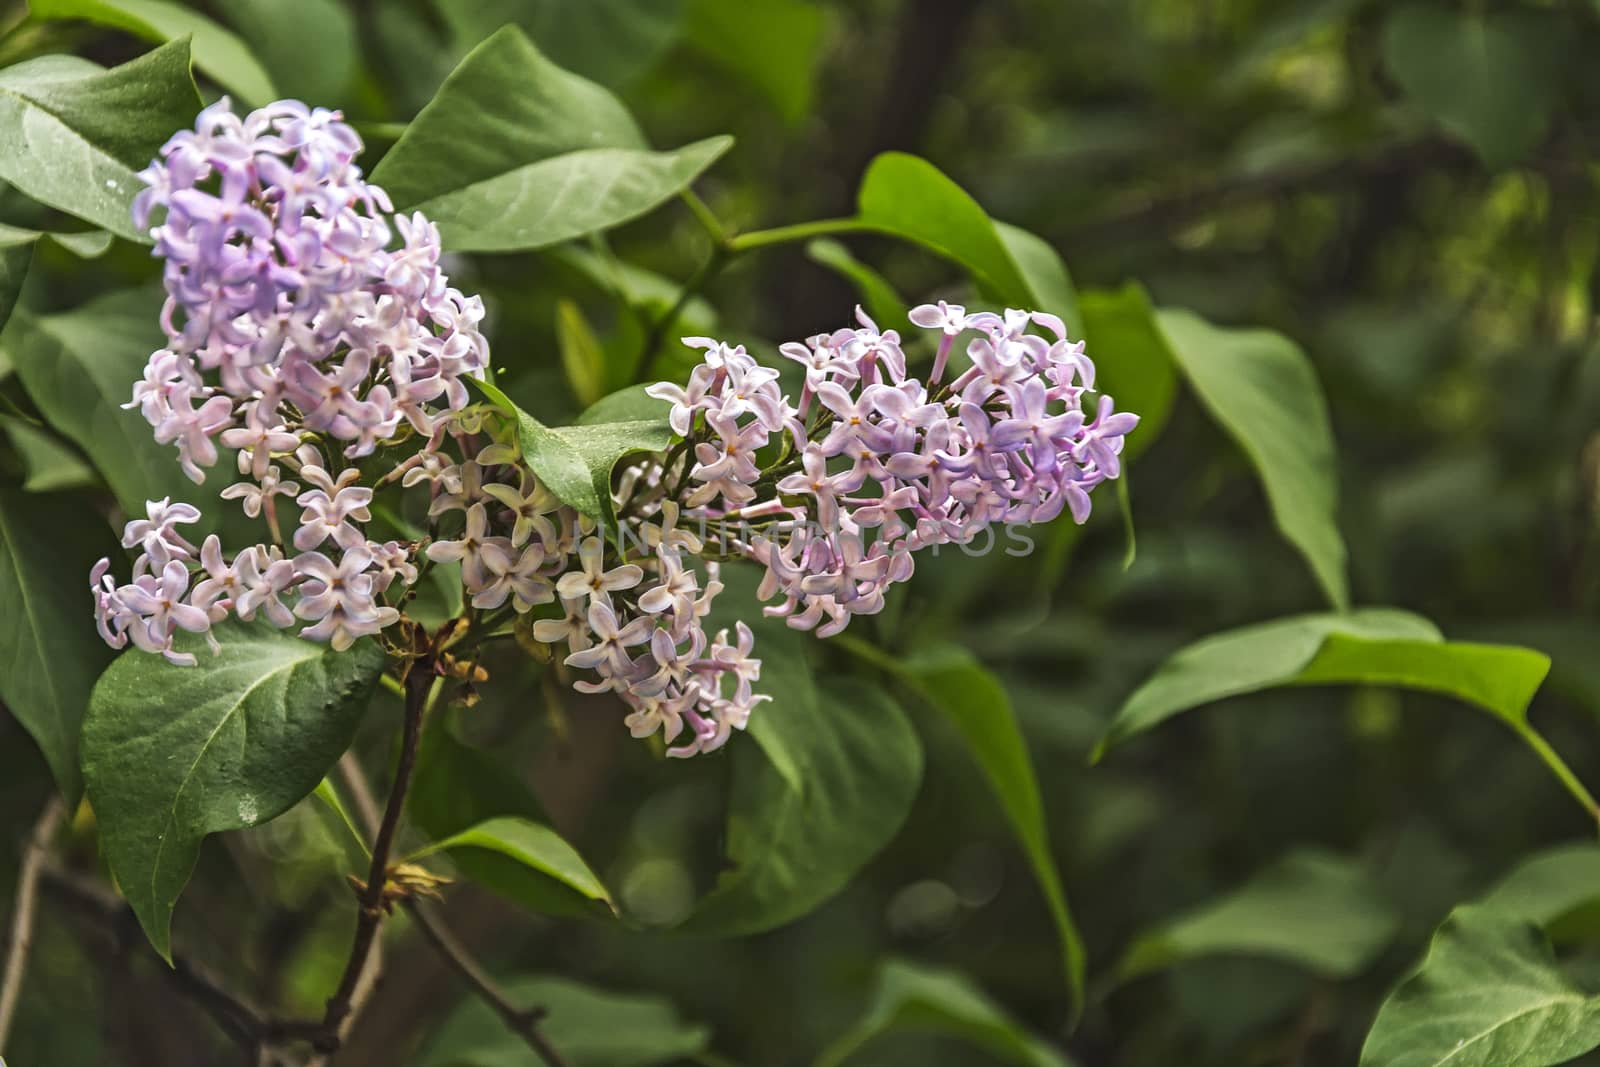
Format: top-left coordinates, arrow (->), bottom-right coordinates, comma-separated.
404,900 -> 573,1067
35,864 -> 323,1053
0,796 -> 63,1051
338,740 -> 572,1067
315,658 -> 433,1053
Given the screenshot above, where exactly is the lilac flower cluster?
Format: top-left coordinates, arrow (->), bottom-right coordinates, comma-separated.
424,451 -> 766,758
92,98 -> 765,757
647,303 -> 1138,636
129,97 -> 489,483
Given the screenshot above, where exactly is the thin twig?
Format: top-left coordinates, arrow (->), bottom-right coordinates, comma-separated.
315,658 -> 433,1053
340,738 -> 571,1066
404,900 -> 572,1067
0,796 -> 63,1051
35,864 -> 322,1050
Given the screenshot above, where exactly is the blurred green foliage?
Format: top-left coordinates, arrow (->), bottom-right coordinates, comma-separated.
4,0 -> 1600,1065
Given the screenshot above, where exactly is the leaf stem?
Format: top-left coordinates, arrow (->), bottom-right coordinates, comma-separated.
316,656 -> 433,1052
0,796 -> 62,1052
680,188 -> 729,246
724,217 -> 873,253
1516,724 -> 1600,830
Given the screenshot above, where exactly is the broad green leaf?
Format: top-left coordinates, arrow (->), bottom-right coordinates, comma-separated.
682,676 -> 922,935
556,298 -> 607,408
815,959 -> 1076,1067
0,414 -> 98,492
856,154 -> 1077,324
372,26 -> 647,207
433,0 -> 685,89
421,975 -> 710,1067
1293,636 -> 1552,731
1094,609 -> 1439,759
409,726 -> 605,917
1078,283 -> 1177,463
2,209 -> 109,348
1154,307 -> 1348,608
1477,845 -> 1600,937
1361,906 -> 1600,1067
880,642 -> 1086,1015
684,0 -> 826,124
0,39 -> 200,240
0,488 -> 118,802
81,621 -> 383,957
410,139 -> 731,253
214,0 -> 356,104
1381,6 -> 1570,169
372,26 -> 730,252
0,222 -> 114,259
1115,849 -> 1399,983
994,221 -> 1083,340
5,289 -> 219,524
807,238 -> 910,334
0,236 -> 30,336
473,378 -> 671,529
30,0 -> 277,105
575,385 -> 671,427
409,816 -> 614,917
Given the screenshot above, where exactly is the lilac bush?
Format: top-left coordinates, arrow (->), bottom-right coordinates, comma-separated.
89,97 -> 1136,759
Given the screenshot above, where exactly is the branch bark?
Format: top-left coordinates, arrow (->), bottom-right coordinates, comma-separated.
0,795 -> 63,1052
314,658 -> 432,1053
337,747 -> 572,1067
36,864 -> 323,1054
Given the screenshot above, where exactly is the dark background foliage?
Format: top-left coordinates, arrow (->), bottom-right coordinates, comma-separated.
3,0 -> 1600,1064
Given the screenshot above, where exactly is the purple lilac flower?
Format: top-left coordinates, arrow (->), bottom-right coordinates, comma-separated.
649,303 -> 1139,641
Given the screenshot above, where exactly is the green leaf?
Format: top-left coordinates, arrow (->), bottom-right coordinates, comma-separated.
433,0 -> 686,89
1360,906 -> 1600,1067
474,377 -> 671,529
886,643 -> 1086,1016
30,0 -> 277,105
1477,845 -> 1600,935
683,0 -> 826,124
1154,307 -> 1348,608
575,384 -> 671,427
213,0 -> 356,104
372,26 -> 731,252
683,674 -> 922,935
409,816 -> 614,917
0,39 -> 201,240
81,621 -> 383,958
409,726 -> 609,917
555,298 -> 607,408
1381,6 -> 1570,169
0,236 -> 30,337
5,289 -> 218,522
1078,283 -> 1178,463
412,139 -> 732,253
856,154 -> 1078,326
421,975 -> 710,1067
1115,849 -> 1399,983
0,222 -> 115,259
1094,609 -> 1439,759
0,414 -> 98,492
806,238 -> 911,335
0,488 -> 118,802
994,221 -> 1083,340
816,959 -> 1076,1067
